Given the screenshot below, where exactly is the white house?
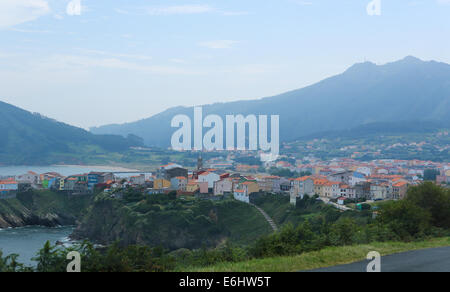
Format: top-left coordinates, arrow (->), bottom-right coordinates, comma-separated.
15,171 -> 40,185
198,172 -> 221,189
349,172 -> 367,186
289,177 -> 314,205
234,189 -> 249,203
356,167 -> 372,177
170,176 -> 187,191
337,197 -> 347,205
213,178 -> 233,196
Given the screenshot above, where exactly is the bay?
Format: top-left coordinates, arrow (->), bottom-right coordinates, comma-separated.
0,226 -> 74,267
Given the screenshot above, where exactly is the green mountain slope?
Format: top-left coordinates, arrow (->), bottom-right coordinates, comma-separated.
0,100 -> 144,165
91,56 -> 450,147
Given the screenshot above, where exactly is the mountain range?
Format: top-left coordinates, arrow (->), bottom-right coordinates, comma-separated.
91,56 -> 450,147
0,101 -> 143,165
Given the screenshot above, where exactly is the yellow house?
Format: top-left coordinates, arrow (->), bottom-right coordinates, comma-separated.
240,181 -> 260,195
313,179 -> 328,197
154,178 -> 171,190
186,181 -> 199,193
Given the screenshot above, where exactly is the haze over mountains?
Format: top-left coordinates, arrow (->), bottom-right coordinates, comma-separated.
91,56 -> 450,147
1,56 -> 449,165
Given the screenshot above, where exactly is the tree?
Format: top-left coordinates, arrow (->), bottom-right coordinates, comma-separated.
405,182 -> 450,228
33,241 -> 67,272
377,200 -> 432,240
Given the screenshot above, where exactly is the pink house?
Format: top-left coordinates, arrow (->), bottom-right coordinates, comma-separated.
199,181 -> 209,194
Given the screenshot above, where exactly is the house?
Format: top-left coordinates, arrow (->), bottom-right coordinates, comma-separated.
370,183 -> 392,200
64,177 -> 78,191
234,189 -> 249,203
15,171 -> 40,185
259,176 -> 287,193
239,181 -> 260,195
213,178 -> 233,196
328,171 -> 354,185
87,173 -> 101,190
313,178 -> 329,197
338,184 -> 356,199
0,179 -> 18,199
198,181 -> 209,194
337,197 -> 347,205
40,172 -> 63,189
158,163 -> 186,180
356,167 -> 372,177
323,181 -> 340,198
0,179 -> 18,191
59,177 -> 65,191
87,172 -> 113,190
354,182 -> 371,199
68,174 -> 88,183
197,172 -> 221,190
130,174 -> 146,185
348,172 -> 367,186
258,176 -> 278,192
392,181 -> 408,199
289,176 -> 314,205
171,176 -> 187,191
436,169 -> 450,185
185,181 -> 200,194
153,178 -> 171,190
280,181 -> 291,193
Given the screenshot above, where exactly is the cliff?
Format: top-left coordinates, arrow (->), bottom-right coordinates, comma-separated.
0,190 -> 92,228
72,193 -> 272,250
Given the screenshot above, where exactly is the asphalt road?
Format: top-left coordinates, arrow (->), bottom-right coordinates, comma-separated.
307,246 -> 450,272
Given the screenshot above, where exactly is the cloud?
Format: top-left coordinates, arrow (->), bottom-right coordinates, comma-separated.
147,5 -> 213,15
199,40 -> 238,49
0,0 -> 50,29
66,0 -> 82,16
77,49 -> 153,61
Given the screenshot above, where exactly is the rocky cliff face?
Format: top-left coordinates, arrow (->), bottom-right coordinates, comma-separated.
0,211 -> 76,228
72,194 -> 272,250
0,190 -> 91,228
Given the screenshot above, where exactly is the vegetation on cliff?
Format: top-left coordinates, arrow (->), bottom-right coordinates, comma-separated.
0,190 -> 92,228
72,190 -> 272,250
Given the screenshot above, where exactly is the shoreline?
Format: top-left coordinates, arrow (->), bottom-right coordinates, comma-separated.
52,164 -> 142,172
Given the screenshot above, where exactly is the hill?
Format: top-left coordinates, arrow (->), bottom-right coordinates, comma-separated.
0,101 -> 144,165
72,192 -> 272,250
91,56 -> 450,147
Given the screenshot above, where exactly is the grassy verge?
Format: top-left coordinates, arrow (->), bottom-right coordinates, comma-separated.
181,237 -> 450,272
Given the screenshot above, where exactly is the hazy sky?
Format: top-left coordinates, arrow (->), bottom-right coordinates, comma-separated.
0,0 -> 449,129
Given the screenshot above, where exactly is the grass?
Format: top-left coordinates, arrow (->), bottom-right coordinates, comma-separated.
216,200 -> 273,244
182,237 -> 450,272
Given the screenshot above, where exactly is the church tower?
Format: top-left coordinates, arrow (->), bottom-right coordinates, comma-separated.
197,155 -> 203,170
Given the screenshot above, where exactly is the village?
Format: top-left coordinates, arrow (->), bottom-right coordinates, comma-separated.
1,153 -> 449,210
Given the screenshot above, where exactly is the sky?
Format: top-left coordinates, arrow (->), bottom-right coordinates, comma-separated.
0,0 -> 449,129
